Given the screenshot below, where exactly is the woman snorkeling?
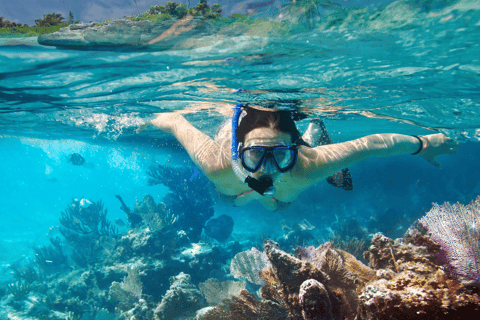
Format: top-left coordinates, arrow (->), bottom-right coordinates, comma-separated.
138,104 -> 459,211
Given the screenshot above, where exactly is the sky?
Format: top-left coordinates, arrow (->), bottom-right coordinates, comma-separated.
0,0 -> 395,26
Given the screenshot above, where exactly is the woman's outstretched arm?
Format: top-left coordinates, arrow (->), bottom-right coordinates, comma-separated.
138,113 -> 231,179
297,133 -> 459,186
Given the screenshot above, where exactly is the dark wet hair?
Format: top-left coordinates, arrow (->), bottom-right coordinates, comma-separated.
236,106 -> 308,146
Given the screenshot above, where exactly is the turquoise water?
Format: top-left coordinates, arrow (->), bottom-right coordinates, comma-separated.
1,0 -> 480,318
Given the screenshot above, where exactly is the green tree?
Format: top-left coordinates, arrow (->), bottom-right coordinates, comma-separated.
149,2 -> 188,19
34,13 -> 65,27
0,17 -> 22,28
67,11 -> 74,24
148,1 -> 221,20
281,0 -> 340,29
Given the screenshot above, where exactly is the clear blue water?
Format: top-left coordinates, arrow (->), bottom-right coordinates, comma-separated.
0,0 -> 480,315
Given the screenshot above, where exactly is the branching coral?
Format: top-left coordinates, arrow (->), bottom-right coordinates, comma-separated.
6,281 -> 32,301
9,260 -> 42,284
115,194 -> 142,228
147,165 -> 214,242
57,199 -> 118,268
133,195 -> 178,233
330,217 -> 369,262
33,236 -> 69,273
330,235 -> 368,263
59,199 -> 118,247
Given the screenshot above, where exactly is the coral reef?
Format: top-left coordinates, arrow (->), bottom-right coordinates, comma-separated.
59,199 -> 118,246
298,279 -> 333,320
133,194 -> 178,233
147,165 -> 214,242
359,232 -> 480,319
329,234 -> 368,263
108,266 -> 153,319
7,151 -> 480,320
210,240 -> 375,320
33,236 -> 69,273
6,281 -> 32,301
1,165 -> 245,320
212,224 -> 480,320
330,217 -> 369,262
116,194 -> 142,228
154,272 -> 207,320
230,247 -> 270,285
58,199 -> 118,267
260,240 -> 331,319
9,260 -> 43,284
201,289 -> 288,320
277,219 -> 316,253
198,278 -> 246,306
419,196 -> 480,282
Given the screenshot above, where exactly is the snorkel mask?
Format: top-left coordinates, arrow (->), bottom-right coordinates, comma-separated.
231,103 -> 297,198
239,143 -> 298,174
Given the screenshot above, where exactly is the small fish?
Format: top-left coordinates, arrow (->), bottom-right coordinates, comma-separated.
79,198 -> 93,208
68,153 -> 85,166
114,219 -> 126,227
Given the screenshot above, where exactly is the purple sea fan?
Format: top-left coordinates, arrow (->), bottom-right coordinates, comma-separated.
419,196 -> 480,282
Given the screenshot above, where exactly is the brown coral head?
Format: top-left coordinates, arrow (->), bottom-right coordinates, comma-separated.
299,279 -> 334,320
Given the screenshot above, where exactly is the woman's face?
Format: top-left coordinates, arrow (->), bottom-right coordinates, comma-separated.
243,127 -> 293,182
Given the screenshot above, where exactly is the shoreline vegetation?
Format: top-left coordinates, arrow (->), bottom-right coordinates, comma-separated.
0,12 -> 77,37
0,0 -> 342,39
1,0 -> 471,44
0,1 -> 233,38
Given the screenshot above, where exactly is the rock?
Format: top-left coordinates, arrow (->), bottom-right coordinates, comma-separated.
37,17 -> 230,51
69,22 -> 96,30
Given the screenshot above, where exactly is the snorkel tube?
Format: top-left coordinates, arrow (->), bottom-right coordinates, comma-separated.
231,103 -> 276,197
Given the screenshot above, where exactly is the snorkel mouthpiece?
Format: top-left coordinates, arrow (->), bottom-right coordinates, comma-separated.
246,176 -> 276,197
231,103 -> 276,197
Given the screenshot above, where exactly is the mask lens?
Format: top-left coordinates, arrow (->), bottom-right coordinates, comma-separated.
243,148 -> 265,171
273,148 -> 294,170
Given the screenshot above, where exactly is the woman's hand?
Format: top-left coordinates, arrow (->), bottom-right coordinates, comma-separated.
420,133 -> 460,167
136,113 -> 181,134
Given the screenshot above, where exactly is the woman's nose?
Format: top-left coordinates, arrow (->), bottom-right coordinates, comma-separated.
260,158 -> 276,174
